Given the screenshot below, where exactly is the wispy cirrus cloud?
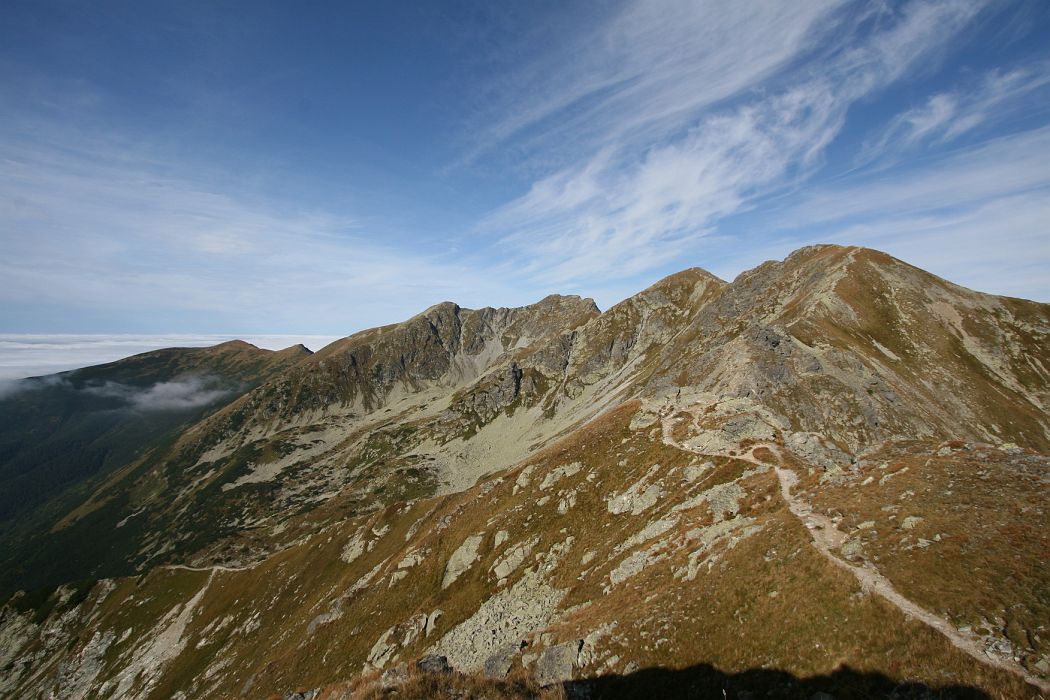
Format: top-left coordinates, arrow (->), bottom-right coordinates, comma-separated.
2,0 -> 1047,339
709,126 -> 1050,301
858,62 -> 1050,164
459,0 -> 841,170
791,126 -> 1050,227
0,132 -> 531,334
829,193 -> 1050,301
478,0 -> 990,287
482,83 -> 844,285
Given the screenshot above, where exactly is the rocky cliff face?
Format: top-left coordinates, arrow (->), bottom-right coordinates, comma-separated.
222,293 -> 599,420
652,246 -> 1050,452
2,245 -> 1048,699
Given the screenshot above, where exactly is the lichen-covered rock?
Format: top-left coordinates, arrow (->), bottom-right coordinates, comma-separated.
540,462 -> 582,490
901,516 -> 924,530
492,536 -> 538,580
483,643 -> 520,679
786,432 -> 851,470
674,482 -> 745,521
607,467 -> 664,516
535,640 -> 583,686
442,534 -> 484,589
416,654 -> 451,674
840,539 -> 864,560
424,609 -> 443,638
629,408 -> 660,430
436,554 -> 567,672
367,628 -> 397,669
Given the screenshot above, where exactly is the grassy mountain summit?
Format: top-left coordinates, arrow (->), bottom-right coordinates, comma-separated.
1,245 -> 1048,699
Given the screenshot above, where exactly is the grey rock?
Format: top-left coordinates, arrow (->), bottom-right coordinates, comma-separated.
535,640 -> 582,686
629,408 -> 660,430
840,539 -> 863,560
416,654 -> 452,674
785,432 -> 850,471
424,608 -> 443,637
459,363 -> 524,424
901,515 -> 924,530
607,481 -> 664,516
492,536 -> 538,580
367,627 -> 397,668
483,643 -> 520,679
434,542 -> 571,673
379,663 -> 409,686
442,534 -> 483,589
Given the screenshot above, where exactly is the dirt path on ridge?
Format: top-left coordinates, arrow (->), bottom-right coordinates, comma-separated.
657,402 -> 1050,693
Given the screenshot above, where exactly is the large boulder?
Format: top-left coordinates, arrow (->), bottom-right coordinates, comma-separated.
416,654 -> 451,675
535,640 -> 582,686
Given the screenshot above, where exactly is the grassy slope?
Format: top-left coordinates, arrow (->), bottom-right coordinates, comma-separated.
2,247 -> 1047,698
0,341 -> 310,600
804,440 -> 1050,674
3,402 -> 1039,698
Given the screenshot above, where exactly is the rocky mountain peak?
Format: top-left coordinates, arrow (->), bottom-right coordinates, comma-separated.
2,245 -> 1048,699
275,343 -> 315,357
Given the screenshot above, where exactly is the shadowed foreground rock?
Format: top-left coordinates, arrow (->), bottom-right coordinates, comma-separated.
563,663 -> 995,700
302,662 -> 994,699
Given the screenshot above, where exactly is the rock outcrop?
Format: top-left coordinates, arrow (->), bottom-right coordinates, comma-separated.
1,245 -> 1048,699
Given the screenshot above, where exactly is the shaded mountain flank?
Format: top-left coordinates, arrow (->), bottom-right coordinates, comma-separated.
0,341 -> 311,591
1,245 -> 1047,699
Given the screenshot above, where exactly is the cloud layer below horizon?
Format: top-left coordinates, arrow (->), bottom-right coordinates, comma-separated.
0,334 -> 342,381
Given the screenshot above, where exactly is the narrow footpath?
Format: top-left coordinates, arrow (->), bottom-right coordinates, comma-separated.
658,402 -> 1050,693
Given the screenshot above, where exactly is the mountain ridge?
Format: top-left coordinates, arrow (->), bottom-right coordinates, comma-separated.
1,244 -> 1047,699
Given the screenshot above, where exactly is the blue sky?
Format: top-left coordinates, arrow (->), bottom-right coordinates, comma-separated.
2,0 -> 1049,344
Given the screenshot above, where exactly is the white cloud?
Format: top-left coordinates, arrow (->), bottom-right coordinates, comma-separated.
709,127 -> 1050,301
0,334 -> 342,381
0,369 -> 239,411
859,62 -> 1050,163
479,0 -> 990,288
827,193 -> 1050,300
82,375 -> 234,411
458,0 -> 842,169
2,0 -> 1043,340
483,83 -> 844,285
791,126 -> 1050,226
0,134 -> 529,332
0,379 -> 24,400
710,191 -> 1050,303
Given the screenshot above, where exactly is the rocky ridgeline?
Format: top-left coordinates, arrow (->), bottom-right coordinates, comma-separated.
1,245 -> 1048,699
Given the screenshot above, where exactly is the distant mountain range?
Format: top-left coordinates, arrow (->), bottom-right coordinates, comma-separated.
1,245 -> 1047,699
